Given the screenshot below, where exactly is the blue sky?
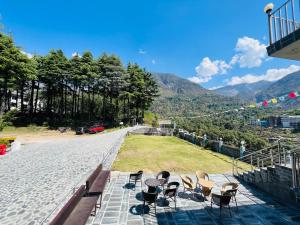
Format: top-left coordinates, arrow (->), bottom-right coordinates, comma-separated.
1,0 -> 299,89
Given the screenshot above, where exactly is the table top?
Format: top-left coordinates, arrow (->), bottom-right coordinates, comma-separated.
145,178 -> 161,187
198,178 -> 214,188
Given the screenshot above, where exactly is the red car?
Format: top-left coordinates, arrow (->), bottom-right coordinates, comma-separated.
88,125 -> 105,134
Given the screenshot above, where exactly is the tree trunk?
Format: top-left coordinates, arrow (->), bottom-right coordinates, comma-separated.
34,82 -> 40,114
29,80 -> 35,117
64,84 -> 67,117
16,90 -> 19,109
20,83 -> 24,113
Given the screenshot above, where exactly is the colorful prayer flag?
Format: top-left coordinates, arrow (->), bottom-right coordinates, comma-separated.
289,91 -> 297,99
263,100 -> 268,107
271,98 -> 278,104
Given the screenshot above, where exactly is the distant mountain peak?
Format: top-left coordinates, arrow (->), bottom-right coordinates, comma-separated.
150,72 -> 241,117
214,80 -> 273,101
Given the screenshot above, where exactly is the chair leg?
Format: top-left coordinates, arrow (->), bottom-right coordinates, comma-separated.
155,202 -> 156,214
234,196 -> 238,210
175,196 -> 176,210
143,201 -> 145,215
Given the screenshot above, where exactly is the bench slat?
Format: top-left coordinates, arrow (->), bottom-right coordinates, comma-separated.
63,196 -> 98,225
88,170 -> 110,195
49,185 -> 85,225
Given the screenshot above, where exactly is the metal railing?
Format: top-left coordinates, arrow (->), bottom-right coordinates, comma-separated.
267,0 -> 300,44
233,141 -> 300,188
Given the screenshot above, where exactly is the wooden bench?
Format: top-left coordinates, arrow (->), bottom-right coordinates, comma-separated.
86,164 -> 111,208
49,185 -> 98,225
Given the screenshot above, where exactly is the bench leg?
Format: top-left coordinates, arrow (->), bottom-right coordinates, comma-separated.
96,194 -> 103,209
91,204 -> 97,216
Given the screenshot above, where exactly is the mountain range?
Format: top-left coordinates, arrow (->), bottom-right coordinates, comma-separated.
150,70 -> 300,117
150,73 -> 241,117
215,70 -> 300,104
215,81 -> 273,101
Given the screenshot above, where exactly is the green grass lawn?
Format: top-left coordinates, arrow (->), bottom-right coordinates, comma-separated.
1,125 -> 49,134
113,135 -> 249,173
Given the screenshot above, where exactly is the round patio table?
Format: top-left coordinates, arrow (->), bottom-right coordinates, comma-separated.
145,178 -> 160,193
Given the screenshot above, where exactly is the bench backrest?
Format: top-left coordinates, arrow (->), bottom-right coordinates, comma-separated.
86,164 -> 103,191
49,185 -> 85,225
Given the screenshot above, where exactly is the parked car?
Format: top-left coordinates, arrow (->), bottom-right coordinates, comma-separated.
88,125 -> 105,134
75,127 -> 90,135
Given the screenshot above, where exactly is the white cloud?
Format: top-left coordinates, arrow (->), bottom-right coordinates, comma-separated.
227,65 -> 300,85
21,51 -> 33,59
190,57 -> 231,83
208,85 -> 225,90
139,49 -> 147,54
72,52 -> 81,58
188,76 -> 202,84
231,36 -> 267,68
190,37 -> 268,85
151,59 -> 156,65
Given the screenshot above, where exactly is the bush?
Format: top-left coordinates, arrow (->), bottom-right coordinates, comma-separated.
0,117 -> 6,131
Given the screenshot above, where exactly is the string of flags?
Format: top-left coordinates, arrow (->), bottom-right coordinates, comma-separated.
248,91 -> 300,108
186,91 -> 300,119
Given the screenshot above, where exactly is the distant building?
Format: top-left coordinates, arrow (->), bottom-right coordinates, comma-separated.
249,119 -> 268,127
266,116 -> 281,128
159,120 -> 175,129
280,116 -> 300,128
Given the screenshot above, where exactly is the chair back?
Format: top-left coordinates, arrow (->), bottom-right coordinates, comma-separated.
165,181 -> 180,197
167,181 -> 180,189
222,182 -> 238,191
196,171 -> 209,181
220,194 -> 232,206
142,191 -> 157,203
130,170 -> 143,180
180,175 -> 193,189
212,193 -> 231,206
223,189 -> 237,197
157,171 -> 170,183
164,188 -> 177,198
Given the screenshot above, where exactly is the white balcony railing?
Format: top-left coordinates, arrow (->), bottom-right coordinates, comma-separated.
266,0 -> 300,44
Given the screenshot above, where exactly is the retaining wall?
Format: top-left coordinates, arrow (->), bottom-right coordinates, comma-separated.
178,130 -> 240,158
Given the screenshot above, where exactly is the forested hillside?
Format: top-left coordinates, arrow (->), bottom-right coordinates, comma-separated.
255,70 -> 300,103
215,81 -> 273,101
0,33 -> 158,127
150,73 -> 242,117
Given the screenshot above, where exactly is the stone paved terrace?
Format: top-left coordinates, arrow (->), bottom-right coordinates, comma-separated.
0,127 -> 136,225
88,172 -> 300,225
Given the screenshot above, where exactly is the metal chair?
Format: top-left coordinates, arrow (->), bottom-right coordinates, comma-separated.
142,191 -> 158,214
211,193 -> 232,216
180,175 -> 197,198
156,171 -> 170,190
129,170 -> 143,189
196,171 -> 209,181
163,181 -> 180,209
221,182 -> 238,209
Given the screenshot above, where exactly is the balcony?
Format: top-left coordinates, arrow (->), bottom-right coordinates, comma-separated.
265,0 -> 300,60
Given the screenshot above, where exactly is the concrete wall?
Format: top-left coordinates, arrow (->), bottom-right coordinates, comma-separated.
178,130 -> 240,158
240,165 -> 299,205
129,127 -> 173,136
